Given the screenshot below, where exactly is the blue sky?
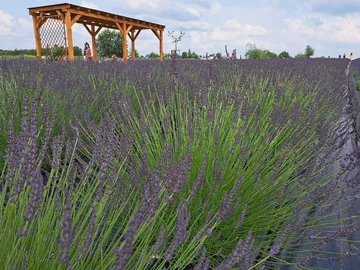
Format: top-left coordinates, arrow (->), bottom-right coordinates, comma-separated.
1,0 -> 360,58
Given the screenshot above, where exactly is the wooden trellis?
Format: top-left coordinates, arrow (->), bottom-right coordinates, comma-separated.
40,16 -> 68,60
28,3 -> 165,61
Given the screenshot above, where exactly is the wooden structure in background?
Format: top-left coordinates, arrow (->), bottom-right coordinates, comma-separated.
28,3 -> 165,61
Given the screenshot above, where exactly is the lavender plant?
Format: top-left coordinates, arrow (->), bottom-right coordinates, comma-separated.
0,57 -> 359,269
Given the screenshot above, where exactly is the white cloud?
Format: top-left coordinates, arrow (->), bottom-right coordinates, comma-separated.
186,7 -> 200,18
0,10 -> 14,35
223,19 -> 268,36
80,0 -> 100,10
283,15 -> 360,45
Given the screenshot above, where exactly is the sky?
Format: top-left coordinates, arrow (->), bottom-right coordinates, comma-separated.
1,0 -> 360,58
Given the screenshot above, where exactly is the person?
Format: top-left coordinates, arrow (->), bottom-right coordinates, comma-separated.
339,54 -> 341,59
84,42 -> 92,61
83,42 -> 87,60
350,52 -> 353,61
343,53 -> 346,59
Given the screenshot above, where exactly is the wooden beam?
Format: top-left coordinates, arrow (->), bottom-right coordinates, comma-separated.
38,17 -> 48,29
65,11 -> 74,61
95,26 -> 102,35
28,4 -> 71,14
134,29 -> 141,40
71,14 -> 82,26
83,23 -> 92,35
32,15 -> 42,60
115,22 -> 123,35
151,29 -> 161,40
81,20 -> 117,30
127,29 -> 141,44
126,24 -> 132,34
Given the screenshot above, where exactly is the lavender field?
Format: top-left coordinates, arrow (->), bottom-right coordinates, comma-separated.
0,57 -> 359,269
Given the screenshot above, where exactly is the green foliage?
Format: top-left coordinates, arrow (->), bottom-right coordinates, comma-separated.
279,51 -> 291,58
262,50 -> 277,58
245,43 -> 277,59
181,51 -> 188,58
146,52 -> 160,58
305,45 -> 315,58
73,46 -> 83,56
0,49 -> 36,56
245,48 -> 264,59
356,77 -> 360,91
96,29 -> 124,58
41,46 -> 67,61
295,53 -> 307,58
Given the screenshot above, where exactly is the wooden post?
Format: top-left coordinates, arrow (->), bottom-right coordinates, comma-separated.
65,11 -> 74,61
128,29 -> 141,59
116,22 -> 132,60
122,24 -> 128,60
32,15 -> 42,60
91,25 -> 97,61
160,30 -> 163,61
131,31 -> 135,59
152,29 -> 163,61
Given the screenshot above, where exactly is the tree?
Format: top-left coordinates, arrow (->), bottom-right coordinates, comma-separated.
262,50 -> 277,58
167,30 -> 185,52
295,53 -> 307,58
279,51 -> 291,58
96,29 -> 124,58
245,44 -> 264,59
245,43 -> 263,59
216,52 -> 222,59
73,46 -> 82,56
146,52 -> 160,58
181,51 -> 188,58
305,45 -> 315,58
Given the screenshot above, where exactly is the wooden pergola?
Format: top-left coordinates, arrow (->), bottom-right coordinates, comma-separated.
28,3 -> 165,61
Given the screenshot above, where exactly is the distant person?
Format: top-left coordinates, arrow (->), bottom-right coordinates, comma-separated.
83,42 -> 87,60
343,53 -> 346,59
328,56 -> 330,58
339,54 -> 341,59
350,52 -> 353,61
84,42 -> 92,61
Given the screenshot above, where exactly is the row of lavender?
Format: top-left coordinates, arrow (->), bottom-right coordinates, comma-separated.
0,58 -> 359,269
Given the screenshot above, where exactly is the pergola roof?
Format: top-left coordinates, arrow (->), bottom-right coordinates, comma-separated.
28,3 -> 165,31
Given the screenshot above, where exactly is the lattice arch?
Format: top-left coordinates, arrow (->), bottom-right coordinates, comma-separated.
39,16 -> 68,61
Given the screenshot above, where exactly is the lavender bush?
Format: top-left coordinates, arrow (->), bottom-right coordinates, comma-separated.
0,57 -> 359,269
